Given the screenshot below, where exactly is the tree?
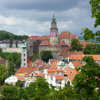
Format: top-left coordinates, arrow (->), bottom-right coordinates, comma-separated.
16,80 -> 23,87
70,39 -> 82,51
25,77 -> 50,99
73,56 -> 100,99
0,85 -> 19,100
0,64 -> 7,85
84,44 -> 94,54
9,38 -> 13,48
8,61 -> 15,76
81,1 -> 100,41
89,0 -> 100,27
84,44 -> 100,54
40,51 -> 53,62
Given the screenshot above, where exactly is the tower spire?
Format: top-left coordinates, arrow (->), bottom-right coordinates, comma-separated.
50,15 -> 58,45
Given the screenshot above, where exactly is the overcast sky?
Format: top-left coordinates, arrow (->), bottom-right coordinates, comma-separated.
0,0 -> 99,36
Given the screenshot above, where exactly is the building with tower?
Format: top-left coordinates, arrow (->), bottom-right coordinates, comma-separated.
21,40 -> 28,67
50,15 -> 58,45
26,15 -> 78,59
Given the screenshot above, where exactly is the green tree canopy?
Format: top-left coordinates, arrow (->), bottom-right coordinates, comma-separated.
84,44 -> 100,54
0,30 -> 28,40
73,56 -> 100,99
40,50 -> 53,62
70,39 -> 82,51
25,77 -> 50,99
90,0 -> 100,27
0,85 -> 20,100
81,1 -> 100,41
0,64 -> 7,85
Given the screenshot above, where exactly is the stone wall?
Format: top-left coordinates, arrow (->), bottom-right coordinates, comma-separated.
2,47 -> 21,53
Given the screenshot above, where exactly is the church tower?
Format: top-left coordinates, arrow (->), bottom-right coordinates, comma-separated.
50,15 -> 58,45
21,40 -> 28,67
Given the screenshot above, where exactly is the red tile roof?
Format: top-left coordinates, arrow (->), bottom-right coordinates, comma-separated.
15,67 -> 40,75
14,75 -> 25,81
80,42 -> 91,49
40,41 -> 50,46
55,75 -> 64,80
59,48 -> 70,58
64,69 -> 78,82
27,36 -> 41,40
58,31 -> 78,39
27,36 -> 50,41
37,74 -> 45,78
69,54 -> 83,60
69,54 -> 100,61
72,61 -> 81,68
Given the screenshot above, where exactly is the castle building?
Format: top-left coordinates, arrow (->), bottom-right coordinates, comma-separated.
26,16 -> 78,58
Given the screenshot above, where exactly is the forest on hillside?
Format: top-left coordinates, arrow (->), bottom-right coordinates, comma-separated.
0,30 -> 28,40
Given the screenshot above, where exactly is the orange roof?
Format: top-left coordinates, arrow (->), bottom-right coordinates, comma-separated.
59,48 -> 70,58
15,67 -> 40,75
49,59 -> 57,64
72,61 -> 81,68
27,36 -> 41,40
85,55 -> 100,61
37,74 -> 45,78
14,75 -> 25,81
48,72 -> 55,75
40,41 -> 50,46
69,54 -> 100,61
64,69 -> 78,82
27,35 -> 50,41
40,36 -> 50,40
69,54 -> 83,60
80,42 -> 91,48
55,75 -> 64,80
58,31 -> 78,39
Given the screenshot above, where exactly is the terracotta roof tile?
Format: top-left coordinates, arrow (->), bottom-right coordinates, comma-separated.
37,74 -> 45,78
15,67 -> 40,75
27,36 -> 50,41
80,42 -> 91,49
55,75 -> 64,80
58,31 -> 78,39
40,41 -> 50,46
72,61 -> 81,68
69,54 -> 100,61
64,69 -> 78,82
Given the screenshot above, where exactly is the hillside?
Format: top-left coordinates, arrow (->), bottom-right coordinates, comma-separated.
0,30 -> 28,40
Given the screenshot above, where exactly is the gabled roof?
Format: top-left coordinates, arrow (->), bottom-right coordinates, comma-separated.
72,61 -> 81,68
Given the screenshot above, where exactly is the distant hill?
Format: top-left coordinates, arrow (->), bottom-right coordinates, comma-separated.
0,30 -> 28,40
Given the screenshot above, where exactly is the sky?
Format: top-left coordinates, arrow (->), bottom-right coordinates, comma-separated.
0,0 -> 99,36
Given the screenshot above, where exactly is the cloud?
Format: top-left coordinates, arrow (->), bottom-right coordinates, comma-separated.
0,0 -> 99,37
